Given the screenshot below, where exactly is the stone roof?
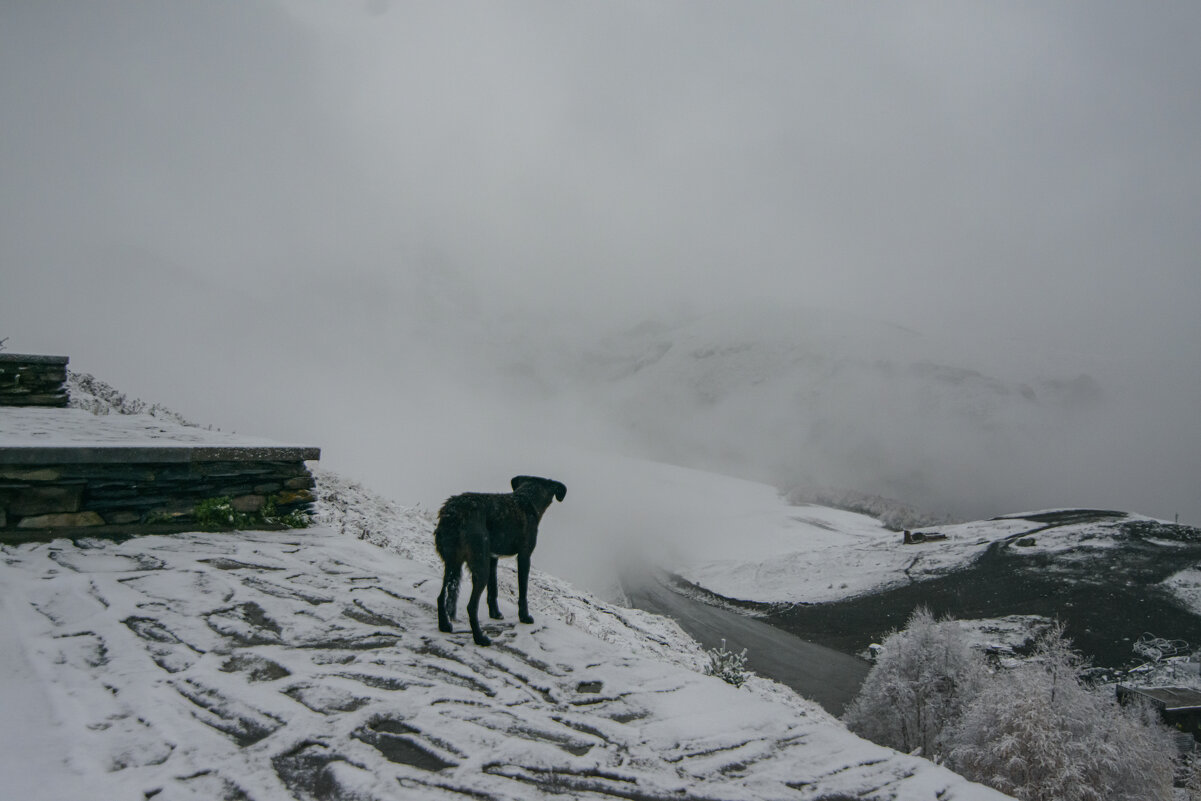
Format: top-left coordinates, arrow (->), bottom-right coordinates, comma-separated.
0,407 -> 320,463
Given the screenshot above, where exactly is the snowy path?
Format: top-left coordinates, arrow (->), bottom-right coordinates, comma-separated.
0,521 -> 1011,800
0,591 -> 116,800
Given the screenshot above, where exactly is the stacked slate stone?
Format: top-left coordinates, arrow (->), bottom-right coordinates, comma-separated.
0,456 -> 318,537
0,354 -> 70,407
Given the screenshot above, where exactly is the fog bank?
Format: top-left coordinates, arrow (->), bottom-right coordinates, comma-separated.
3,2 -> 1199,568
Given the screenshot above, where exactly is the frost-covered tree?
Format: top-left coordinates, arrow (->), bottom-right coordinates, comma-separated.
947,625 -> 1175,801
705,639 -> 750,688
843,607 -> 987,759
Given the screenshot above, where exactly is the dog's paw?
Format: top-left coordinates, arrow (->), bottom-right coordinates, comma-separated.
489,610 -> 505,620
519,613 -> 535,625
473,633 -> 492,647
438,621 -> 454,633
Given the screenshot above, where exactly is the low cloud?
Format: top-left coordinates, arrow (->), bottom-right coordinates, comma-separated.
3,1 -> 1198,581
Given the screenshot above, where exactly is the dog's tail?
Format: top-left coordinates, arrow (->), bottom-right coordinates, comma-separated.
433,515 -> 459,563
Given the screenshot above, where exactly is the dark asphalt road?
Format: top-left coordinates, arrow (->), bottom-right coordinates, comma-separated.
623,573 -> 870,716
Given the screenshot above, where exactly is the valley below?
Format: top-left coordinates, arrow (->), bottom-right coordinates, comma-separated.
672,509 -> 1201,671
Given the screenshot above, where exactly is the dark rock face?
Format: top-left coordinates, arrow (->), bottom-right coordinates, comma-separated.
0,354 -> 69,407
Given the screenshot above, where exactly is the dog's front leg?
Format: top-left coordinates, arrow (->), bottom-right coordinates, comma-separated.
466,565 -> 492,647
487,556 -> 503,620
517,552 -> 534,625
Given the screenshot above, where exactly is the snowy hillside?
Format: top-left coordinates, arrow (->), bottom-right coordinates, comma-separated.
675,502 -> 1201,670
0,463 -> 1012,800
680,506 -> 1200,606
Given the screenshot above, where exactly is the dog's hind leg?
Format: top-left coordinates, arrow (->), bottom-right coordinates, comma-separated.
445,567 -> 461,621
465,558 -> 492,647
486,556 -> 504,620
437,562 -> 460,633
517,552 -> 534,625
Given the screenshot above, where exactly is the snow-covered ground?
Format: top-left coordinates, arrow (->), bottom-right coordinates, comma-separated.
1165,567 -> 1201,618
0,461 -> 1012,800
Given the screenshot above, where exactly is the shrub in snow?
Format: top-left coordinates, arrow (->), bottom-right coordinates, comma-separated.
705,639 -> 750,688
67,371 -> 197,425
842,606 -> 986,759
946,625 -> 1175,801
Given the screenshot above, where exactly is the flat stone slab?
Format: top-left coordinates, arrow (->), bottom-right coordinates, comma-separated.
0,354 -> 69,365
0,408 -> 320,463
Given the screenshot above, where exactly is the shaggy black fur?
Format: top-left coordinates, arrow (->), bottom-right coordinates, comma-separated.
434,475 -> 567,646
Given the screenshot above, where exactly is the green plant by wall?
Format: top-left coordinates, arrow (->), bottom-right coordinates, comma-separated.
193,496 -> 310,531
194,497 -> 250,530
262,498 -> 310,529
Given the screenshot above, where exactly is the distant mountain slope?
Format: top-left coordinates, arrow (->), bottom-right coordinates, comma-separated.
496,302 -> 1187,526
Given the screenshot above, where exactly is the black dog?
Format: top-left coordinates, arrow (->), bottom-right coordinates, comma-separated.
435,475 -> 566,646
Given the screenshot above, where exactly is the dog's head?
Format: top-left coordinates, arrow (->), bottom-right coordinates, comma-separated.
510,475 -> 567,510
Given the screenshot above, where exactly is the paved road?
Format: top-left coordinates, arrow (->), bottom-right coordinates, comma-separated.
623,573 -> 870,716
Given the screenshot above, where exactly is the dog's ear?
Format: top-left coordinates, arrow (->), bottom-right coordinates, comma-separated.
511,476 -> 531,492
552,481 -> 566,502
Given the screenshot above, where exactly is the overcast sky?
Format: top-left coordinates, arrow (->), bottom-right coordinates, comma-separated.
2,2 -> 1199,525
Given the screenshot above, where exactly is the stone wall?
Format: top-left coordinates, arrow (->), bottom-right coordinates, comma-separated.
0,449 -> 319,540
0,354 -> 70,407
